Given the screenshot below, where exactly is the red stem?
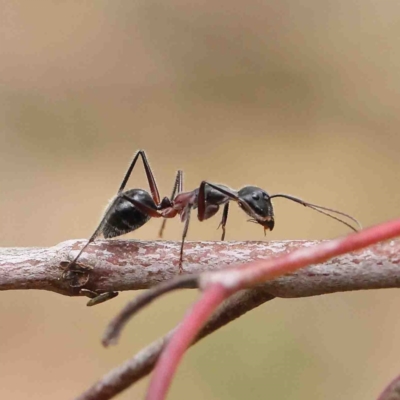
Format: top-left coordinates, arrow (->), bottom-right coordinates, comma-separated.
146,218 -> 400,400
146,283 -> 231,400
377,373 -> 400,400
203,218 -> 400,291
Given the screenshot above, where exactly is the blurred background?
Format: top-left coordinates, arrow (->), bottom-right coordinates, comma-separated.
1,1 -> 400,399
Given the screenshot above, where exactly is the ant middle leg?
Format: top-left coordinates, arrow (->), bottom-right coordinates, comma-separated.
158,170 -> 184,238
218,203 -> 230,241
178,204 -> 192,273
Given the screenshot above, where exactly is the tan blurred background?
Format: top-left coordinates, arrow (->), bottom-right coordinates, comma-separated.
1,1 -> 400,399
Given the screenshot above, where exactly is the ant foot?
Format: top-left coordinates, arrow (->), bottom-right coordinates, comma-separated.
60,261 -> 93,288
178,261 -> 185,274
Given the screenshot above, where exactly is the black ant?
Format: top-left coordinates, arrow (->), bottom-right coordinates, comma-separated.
62,150 -> 360,304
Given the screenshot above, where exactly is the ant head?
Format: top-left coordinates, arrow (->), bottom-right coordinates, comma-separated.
237,186 -> 275,232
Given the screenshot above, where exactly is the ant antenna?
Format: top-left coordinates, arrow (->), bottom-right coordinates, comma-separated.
269,194 -> 362,232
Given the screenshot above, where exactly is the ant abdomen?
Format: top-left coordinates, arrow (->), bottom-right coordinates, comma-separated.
102,189 -> 152,238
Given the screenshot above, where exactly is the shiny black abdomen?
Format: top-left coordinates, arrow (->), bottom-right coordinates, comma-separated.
102,189 -> 151,238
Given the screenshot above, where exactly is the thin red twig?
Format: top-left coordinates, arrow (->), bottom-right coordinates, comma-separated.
148,218 -> 400,400
377,373 -> 400,400
76,288 -> 275,400
146,283 -> 231,400
200,218 -> 400,291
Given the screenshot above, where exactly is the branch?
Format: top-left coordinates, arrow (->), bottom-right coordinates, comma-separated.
1,239 -> 400,299
75,230 -> 400,399
4,230 -> 400,399
76,287 -> 275,400
145,218 -> 400,400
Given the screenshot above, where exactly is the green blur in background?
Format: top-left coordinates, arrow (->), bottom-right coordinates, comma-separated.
1,1 -> 400,399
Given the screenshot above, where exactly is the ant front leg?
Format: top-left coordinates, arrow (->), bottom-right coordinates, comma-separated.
197,181 -> 236,240
197,180 -> 238,240
178,204 -> 192,273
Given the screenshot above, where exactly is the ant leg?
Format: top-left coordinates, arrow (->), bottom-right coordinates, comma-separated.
120,194 -> 161,218
64,150 -> 160,273
158,218 -> 167,239
198,180 -> 238,222
218,203 -> 230,240
130,150 -> 161,205
171,170 -> 184,200
118,150 -> 162,204
64,199 -> 118,275
158,170 -> 184,238
178,204 -> 192,273
197,181 -> 208,221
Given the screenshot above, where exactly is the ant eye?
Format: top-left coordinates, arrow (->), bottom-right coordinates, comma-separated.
252,194 -> 260,200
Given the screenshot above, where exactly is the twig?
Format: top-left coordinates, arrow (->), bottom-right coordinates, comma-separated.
378,374 -> 400,400
147,284 -> 227,400
146,218 -> 400,400
0,239 -> 319,296
3,234 -> 400,399
100,237 -> 400,346
201,218 -> 400,291
1,238 -> 400,299
103,274 -> 199,346
75,287 -> 275,400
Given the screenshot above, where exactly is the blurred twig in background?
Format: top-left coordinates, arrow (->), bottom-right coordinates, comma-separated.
76,287 -> 275,400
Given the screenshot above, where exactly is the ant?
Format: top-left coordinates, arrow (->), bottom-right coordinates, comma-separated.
62,150 -> 360,304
